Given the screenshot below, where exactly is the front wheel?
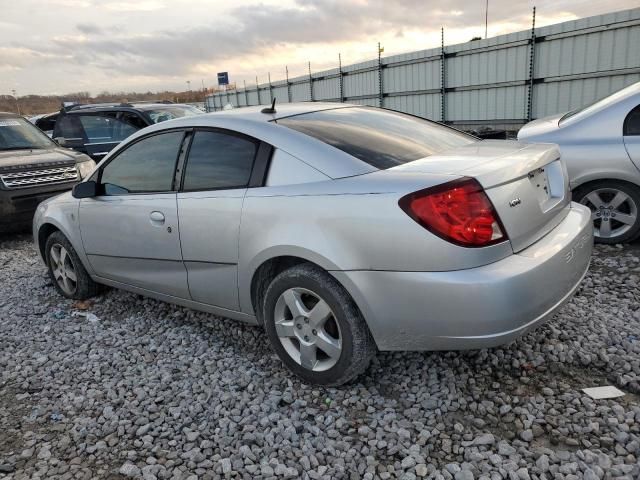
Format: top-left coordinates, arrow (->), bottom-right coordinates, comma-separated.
262,263 -> 376,386
45,231 -> 100,300
575,180 -> 640,244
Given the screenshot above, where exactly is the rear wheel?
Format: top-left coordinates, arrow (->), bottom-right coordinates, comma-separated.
45,231 -> 100,300
575,180 -> 640,244
263,263 -> 376,386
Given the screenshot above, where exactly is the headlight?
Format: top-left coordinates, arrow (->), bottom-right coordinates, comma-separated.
76,159 -> 96,179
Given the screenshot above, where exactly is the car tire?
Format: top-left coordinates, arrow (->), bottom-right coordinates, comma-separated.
574,180 -> 640,244
262,263 -> 376,386
45,231 -> 100,300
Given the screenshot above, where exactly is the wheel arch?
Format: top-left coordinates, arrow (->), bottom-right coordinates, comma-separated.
571,173 -> 640,193
37,222 -> 61,262
246,248 -> 364,328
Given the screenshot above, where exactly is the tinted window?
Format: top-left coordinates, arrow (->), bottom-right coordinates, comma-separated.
624,105 -> 640,136
79,113 -> 140,143
144,106 -> 203,124
55,115 -> 85,140
276,107 -> 476,169
182,131 -> 257,191
100,131 -> 184,194
0,117 -> 54,150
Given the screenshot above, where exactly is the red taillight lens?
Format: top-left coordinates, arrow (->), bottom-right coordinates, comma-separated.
399,178 -> 507,247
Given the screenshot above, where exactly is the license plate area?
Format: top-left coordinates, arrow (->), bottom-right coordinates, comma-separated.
528,160 -> 565,212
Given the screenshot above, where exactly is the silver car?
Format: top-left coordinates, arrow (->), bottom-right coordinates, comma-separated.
33,104 -> 592,385
518,81 -> 640,243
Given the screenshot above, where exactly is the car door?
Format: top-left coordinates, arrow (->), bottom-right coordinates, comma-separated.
623,104 -> 640,170
177,128 -> 263,311
79,129 -> 191,298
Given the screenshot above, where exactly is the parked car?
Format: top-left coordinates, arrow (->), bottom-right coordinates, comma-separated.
52,102 -> 203,161
29,111 -> 60,138
34,104 -> 592,385
0,112 -> 95,232
518,81 -> 640,243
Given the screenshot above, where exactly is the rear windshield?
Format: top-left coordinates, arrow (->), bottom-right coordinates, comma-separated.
276,107 -> 476,169
0,117 -> 54,151
143,105 -> 203,124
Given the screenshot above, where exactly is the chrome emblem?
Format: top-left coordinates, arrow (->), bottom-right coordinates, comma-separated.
509,198 -> 522,207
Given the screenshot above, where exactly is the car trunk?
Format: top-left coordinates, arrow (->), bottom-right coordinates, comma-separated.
390,140 -> 571,252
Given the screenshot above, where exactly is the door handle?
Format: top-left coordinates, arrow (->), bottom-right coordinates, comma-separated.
149,211 -> 165,225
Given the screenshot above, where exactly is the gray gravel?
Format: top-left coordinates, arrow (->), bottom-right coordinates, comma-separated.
1,233 -> 639,480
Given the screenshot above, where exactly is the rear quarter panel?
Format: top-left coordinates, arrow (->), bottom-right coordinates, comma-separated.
237,171 -> 514,315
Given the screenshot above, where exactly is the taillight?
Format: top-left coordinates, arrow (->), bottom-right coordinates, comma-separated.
398,177 -> 507,247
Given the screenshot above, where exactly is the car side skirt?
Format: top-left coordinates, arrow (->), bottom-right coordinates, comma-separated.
91,275 -> 259,325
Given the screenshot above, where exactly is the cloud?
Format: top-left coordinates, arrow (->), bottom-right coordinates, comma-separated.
76,23 -> 102,35
3,0 -> 638,94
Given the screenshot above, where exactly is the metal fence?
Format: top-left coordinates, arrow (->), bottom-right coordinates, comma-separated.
205,7 -> 640,132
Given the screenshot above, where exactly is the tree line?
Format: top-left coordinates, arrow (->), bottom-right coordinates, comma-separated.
0,89 -> 217,116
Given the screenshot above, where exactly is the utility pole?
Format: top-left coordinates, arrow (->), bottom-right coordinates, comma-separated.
377,42 -> 384,108
485,0 -> 489,38
11,89 -> 20,115
338,53 -> 344,102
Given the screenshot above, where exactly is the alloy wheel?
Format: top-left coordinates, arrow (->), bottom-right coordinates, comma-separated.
49,243 -> 78,295
273,287 -> 342,372
580,188 -> 638,240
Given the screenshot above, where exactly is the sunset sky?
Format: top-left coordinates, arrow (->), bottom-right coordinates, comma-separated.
1,0 -> 638,95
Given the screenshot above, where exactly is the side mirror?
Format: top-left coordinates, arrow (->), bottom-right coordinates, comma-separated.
54,137 -> 67,147
72,181 -> 98,199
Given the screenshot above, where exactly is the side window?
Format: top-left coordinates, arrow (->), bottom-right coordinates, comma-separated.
79,114 -> 114,142
55,115 -> 84,141
78,113 -> 146,143
182,130 -> 257,191
100,131 -> 185,194
117,112 -> 147,139
624,105 -> 640,136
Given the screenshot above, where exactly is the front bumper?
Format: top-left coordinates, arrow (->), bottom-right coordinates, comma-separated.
333,203 -> 593,351
0,183 -> 74,231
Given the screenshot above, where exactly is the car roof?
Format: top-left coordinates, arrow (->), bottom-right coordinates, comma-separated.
0,112 -> 22,119
66,103 -> 192,114
205,102 -> 353,122
107,103 -> 376,179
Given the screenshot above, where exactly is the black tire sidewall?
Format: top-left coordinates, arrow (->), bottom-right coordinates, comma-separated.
263,265 -> 361,385
575,180 -> 640,244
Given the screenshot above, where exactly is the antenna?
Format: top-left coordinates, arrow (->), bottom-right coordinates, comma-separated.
261,97 -> 277,114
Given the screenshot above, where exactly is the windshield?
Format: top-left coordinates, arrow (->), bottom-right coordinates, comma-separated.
560,82 -> 640,125
0,117 -> 54,151
276,107 -> 476,169
144,106 -> 203,124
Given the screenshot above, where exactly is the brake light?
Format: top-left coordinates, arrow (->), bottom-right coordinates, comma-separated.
399,178 -> 507,247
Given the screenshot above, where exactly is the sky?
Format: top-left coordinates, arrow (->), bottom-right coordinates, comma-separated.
0,0 -> 638,96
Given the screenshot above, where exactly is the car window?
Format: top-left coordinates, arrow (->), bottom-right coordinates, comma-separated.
0,117 -> 54,151
100,131 -> 185,194
624,105 -> 640,136
182,130 -> 257,191
144,106 -> 203,124
276,107 -> 476,170
78,113 -> 140,143
55,115 -> 85,141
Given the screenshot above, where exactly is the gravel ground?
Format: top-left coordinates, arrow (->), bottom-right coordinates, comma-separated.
0,233 -> 639,480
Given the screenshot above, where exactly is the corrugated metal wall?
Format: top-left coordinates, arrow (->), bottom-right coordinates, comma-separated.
205,7 -> 640,131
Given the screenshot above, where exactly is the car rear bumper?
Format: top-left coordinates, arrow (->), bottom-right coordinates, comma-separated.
332,202 -> 593,351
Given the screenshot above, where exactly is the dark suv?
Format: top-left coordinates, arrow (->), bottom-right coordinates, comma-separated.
0,112 -> 95,232
52,102 -> 203,161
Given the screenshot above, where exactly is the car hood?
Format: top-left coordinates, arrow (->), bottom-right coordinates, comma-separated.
517,113 -> 563,140
0,147 -> 89,170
